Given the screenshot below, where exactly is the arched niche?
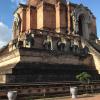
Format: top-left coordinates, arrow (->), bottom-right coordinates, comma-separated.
71,5 -> 92,40
78,14 -> 84,36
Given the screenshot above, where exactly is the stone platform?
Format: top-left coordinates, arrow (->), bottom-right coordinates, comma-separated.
0,82 -> 100,100
0,47 -> 99,83
36,94 -> 100,100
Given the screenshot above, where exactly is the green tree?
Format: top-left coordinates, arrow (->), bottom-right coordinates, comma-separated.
76,72 -> 92,94
76,72 -> 91,84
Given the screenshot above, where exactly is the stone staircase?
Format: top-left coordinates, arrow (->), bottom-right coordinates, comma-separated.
81,38 -> 100,74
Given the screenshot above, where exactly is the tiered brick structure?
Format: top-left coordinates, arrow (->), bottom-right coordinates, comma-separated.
13,0 -> 97,40
0,0 -> 100,83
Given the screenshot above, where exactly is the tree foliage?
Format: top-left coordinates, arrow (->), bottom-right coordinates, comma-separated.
76,72 -> 91,83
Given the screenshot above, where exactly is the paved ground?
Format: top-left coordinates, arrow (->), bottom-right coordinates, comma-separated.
36,94 -> 100,100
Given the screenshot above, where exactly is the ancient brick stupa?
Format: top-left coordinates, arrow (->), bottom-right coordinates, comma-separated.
0,0 -> 100,83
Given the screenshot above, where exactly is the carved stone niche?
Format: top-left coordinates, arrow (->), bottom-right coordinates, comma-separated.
71,4 -> 93,40
24,33 -> 35,48
57,37 -> 66,51
43,35 -> 53,50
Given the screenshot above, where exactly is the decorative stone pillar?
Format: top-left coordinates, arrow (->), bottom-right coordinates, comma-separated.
67,2 -> 71,33
56,2 -> 67,33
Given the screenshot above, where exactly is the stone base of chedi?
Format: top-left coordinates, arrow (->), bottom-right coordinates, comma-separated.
0,47 -> 99,83
0,0 -> 100,84
0,30 -> 99,83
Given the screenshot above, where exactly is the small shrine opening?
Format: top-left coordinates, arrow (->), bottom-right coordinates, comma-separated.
78,14 -> 84,36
